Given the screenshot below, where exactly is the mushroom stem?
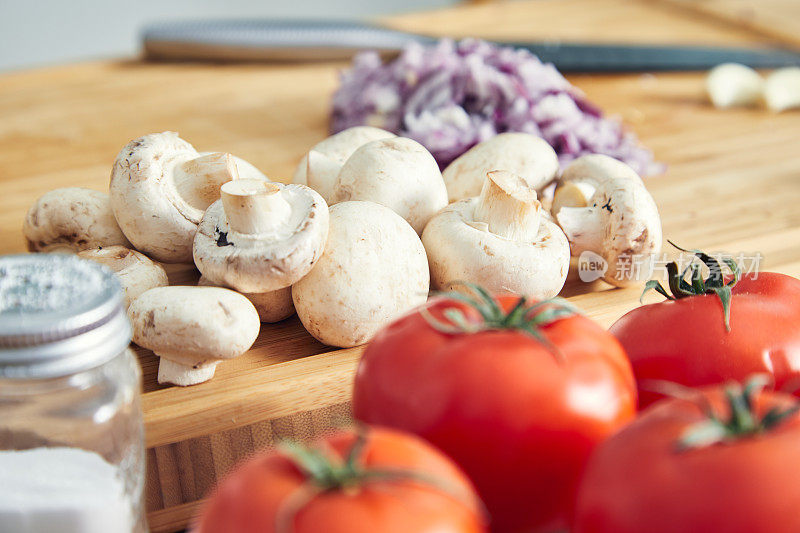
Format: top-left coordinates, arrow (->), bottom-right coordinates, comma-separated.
221,179 -> 292,235
552,181 -> 596,215
173,152 -> 239,212
556,206 -> 606,255
157,357 -> 219,387
473,170 -> 542,242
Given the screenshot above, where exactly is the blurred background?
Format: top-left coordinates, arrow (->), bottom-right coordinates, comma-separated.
0,0 -> 458,71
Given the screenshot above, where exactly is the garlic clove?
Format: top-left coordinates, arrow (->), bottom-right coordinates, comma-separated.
706,63 -> 764,109
763,67 -> 800,113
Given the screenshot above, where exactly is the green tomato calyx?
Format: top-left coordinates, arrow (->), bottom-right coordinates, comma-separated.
678,375 -> 800,451
421,282 -> 580,350
276,427 -> 481,532
641,241 -> 741,331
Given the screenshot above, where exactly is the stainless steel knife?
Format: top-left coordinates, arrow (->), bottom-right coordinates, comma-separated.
141,19 -> 800,72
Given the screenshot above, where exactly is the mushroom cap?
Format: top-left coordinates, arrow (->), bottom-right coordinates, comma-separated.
292,201 -> 429,348
198,275 -> 295,323
78,245 -> 169,308
293,126 -> 396,202
128,286 -> 260,367
23,188 -> 131,253
109,131 -> 239,263
193,181 -> 329,293
554,154 -> 662,287
422,198 -> 570,299
333,137 -> 448,234
110,132 -> 205,263
442,132 -> 560,203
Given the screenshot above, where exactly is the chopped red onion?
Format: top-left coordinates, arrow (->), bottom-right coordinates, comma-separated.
331,39 -> 663,175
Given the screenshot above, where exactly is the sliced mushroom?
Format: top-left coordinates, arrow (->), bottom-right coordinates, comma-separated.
23,188 -> 131,253
129,286 -> 260,386
197,275 -> 294,323
293,126 -> 396,203
193,179 -> 329,293
333,137 -> 448,234
442,133 -> 560,203
552,154 -> 662,287
422,170 -> 570,299
78,246 -> 168,308
109,131 -> 262,263
292,201 -> 429,348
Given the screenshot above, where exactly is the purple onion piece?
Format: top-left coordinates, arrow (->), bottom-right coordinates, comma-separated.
330,38 -> 664,175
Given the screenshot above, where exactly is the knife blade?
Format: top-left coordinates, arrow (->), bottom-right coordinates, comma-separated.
142,19 -> 800,72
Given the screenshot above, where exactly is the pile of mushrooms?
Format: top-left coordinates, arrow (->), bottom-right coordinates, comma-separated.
23,131 -> 271,386
21,126 -> 663,386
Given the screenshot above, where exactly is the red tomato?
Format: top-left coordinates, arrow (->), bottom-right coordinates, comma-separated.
195,427 -> 486,533
352,289 -> 636,532
611,271 -> 800,408
573,379 -> 800,533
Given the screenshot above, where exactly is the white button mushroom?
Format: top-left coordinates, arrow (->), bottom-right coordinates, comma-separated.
442,132 -> 560,203
333,137 -> 449,234
128,286 -> 260,386
77,246 -> 168,309
293,126 -> 396,204
109,131 -> 259,263
706,63 -> 764,109
292,201 -> 430,348
193,179 -> 329,294
422,170 -> 570,299
197,275 -> 294,323
23,188 -> 131,253
764,67 -> 800,112
552,154 -> 662,287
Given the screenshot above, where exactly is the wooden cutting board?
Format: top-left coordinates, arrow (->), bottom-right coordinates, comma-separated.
1,0 -> 799,531
653,0 -> 800,49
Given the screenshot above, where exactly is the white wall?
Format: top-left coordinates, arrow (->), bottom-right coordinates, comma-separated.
0,0 -> 455,71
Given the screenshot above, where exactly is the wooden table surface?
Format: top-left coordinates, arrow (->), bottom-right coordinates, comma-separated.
1,0 -> 799,530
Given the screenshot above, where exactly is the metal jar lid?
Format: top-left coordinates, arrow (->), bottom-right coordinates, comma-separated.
0,254 -> 132,379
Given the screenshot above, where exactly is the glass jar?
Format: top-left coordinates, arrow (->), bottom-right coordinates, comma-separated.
0,254 -> 146,533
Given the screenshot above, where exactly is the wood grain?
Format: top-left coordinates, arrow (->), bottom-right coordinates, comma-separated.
387,0 -> 773,46
1,0 -> 799,531
654,0 -> 800,48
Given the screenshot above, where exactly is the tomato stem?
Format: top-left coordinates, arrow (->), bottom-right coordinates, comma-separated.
420,282 -> 580,357
678,375 -> 800,451
275,426 -> 483,532
641,241 -> 741,331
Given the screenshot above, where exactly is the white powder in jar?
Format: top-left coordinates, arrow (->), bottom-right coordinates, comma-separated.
0,447 -> 133,533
